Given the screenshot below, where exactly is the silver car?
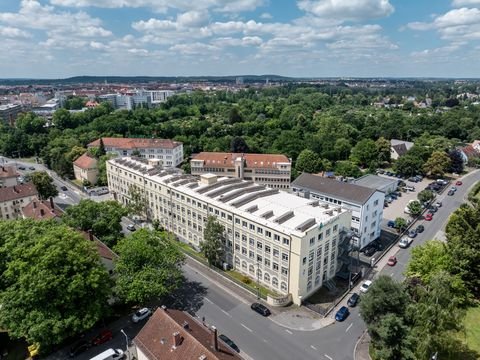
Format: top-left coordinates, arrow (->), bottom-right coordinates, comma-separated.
132,307 -> 152,323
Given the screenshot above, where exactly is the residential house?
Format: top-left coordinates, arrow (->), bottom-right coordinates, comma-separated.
0,183 -> 38,220
390,139 -> 414,160
21,197 -> 62,220
0,166 -> 18,187
458,145 -> 480,165
190,152 -> 291,189
88,137 -> 183,167
292,173 -> 384,250
133,307 -> 242,360
73,153 -> 98,185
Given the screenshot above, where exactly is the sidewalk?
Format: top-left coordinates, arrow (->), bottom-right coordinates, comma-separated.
354,331 -> 372,360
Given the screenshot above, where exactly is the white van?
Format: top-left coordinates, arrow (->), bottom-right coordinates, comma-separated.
90,348 -> 124,360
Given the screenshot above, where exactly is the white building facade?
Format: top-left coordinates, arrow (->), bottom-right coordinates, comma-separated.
107,157 -> 352,305
292,173 -> 384,250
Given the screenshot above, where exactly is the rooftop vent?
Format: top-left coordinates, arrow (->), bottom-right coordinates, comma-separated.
273,210 -> 294,224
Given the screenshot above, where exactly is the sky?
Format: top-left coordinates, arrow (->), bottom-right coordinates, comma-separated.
0,0 -> 480,78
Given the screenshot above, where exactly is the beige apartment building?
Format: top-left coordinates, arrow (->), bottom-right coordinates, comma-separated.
0,183 -> 38,220
107,157 -> 351,305
190,152 -> 291,189
73,153 -> 98,185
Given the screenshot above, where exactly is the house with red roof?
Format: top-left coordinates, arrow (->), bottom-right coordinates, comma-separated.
0,183 -> 38,220
73,153 -> 98,185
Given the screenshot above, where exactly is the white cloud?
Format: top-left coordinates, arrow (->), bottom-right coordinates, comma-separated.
177,10 -> 210,27
169,42 -> 219,55
297,0 -> 394,22
0,25 -> 31,38
260,12 -> 273,19
452,0 -> 480,7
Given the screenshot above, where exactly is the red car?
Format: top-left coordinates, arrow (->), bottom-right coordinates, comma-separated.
387,256 -> 397,266
91,329 -> 113,346
425,213 -> 433,221
456,180 -> 463,186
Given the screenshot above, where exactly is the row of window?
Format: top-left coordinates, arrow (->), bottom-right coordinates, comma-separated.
235,258 -> 288,292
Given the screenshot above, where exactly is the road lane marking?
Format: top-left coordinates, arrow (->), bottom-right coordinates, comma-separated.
285,329 -> 293,335
345,323 -> 353,332
324,354 -> 333,360
204,297 -> 213,304
390,272 -> 394,277
241,323 -> 253,332
221,309 -> 232,317
310,345 -> 317,350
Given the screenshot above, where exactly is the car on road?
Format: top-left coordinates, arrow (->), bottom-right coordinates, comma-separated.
69,340 -> 90,358
408,177 -> 419,182
90,348 -> 124,360
447,190 -> 455,196
387,256 -> 397,266
18,165 -> 26,170
92,329 -> 113,346
425,213 -> 433,221
450,186 -> 457,192
127,224 -> 136,231
61,185 -> 68,191
132,307 -> 152,323
219,334 -> 240,353
436,179 -> 448,185
456,180 -> 463,186
335,306 -> 350,322
387,220 -> 395,228
405,185 -> 415,192
408,230 -> 417,238
398,236 -> 413,248
415,224 -> 425,233
428,206 -> 438,213
28,166 -> 36,171
347,293 -> 360,307
435,201 -> 442,208
359,280 -> 372,293
251,302 -> 271,316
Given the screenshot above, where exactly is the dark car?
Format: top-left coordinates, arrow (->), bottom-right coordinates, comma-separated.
408,230 -> 417,238
29,166 -> 36,171
428,206 -> 438,213
447,190 -> 455,196
347,293 -> 360,307
61,185 -> 68,191
69,340 -> 90,358
363,246 -> 376,257
416,225 -> 425,233
91,329 -> 113,346
127,224 -> 136,231
387,220 -> 395,228
219,334 -> 240,353
18,165 -> 26,170
389,193 -> 397,200
335,306 -> 350,322
251,302 -> 271,316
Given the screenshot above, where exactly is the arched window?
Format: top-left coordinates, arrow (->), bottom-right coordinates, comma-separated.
257,269 -> 262,279
242,261 -> 247,269
249,265 -> 255,274
315,275 -> 321,285
264,273 -> 270,282
281,282 -> 287,292
235,257 -> 240,266
272,277 -> 278,287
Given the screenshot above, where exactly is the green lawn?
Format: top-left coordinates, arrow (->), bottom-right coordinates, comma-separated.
226,269 -> 279,298
464,306 -> 480,354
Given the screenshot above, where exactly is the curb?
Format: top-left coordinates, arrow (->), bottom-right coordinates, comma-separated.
353,330 -> 371,360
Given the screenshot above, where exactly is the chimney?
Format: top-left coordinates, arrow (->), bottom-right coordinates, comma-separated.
49,197 -> 54,209
172,332 -> 182,348
211,326 -> 218,351
13,185 -> 18,193
33,201 -> 37,209
161,305 -> 167,311
40,209 -> 45,217
182,321 -> 189,330
88,230 -> 94,241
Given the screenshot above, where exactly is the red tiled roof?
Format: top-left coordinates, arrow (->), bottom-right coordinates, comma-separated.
0,182 -> 38,202
134,308 -> 241,360
461,145 -> 480,158
192,152 -> 290,169
79,231 -> 118,261
88,137 -> 182,150
22,197 -> 62,220
85,100 -> 99,107
73,153 -> 97,169
0,165 -> 17,179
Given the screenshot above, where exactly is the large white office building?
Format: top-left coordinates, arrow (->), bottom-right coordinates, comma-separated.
107,157 -> 352,305
292,173 -> 385,250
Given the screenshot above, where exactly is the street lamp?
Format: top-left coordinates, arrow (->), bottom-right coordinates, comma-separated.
120,329 -> 129,360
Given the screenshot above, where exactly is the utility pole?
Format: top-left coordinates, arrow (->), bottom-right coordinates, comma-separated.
120,329 -> 129,360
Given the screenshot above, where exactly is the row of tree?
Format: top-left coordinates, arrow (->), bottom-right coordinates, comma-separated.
361,201 -> 480,359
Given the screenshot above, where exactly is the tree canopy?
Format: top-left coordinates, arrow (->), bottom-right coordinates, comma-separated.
30,171 -> 59,200
201,216 -> 225,266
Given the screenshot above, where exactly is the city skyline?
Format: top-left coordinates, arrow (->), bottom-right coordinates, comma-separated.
1,0 -> 480,78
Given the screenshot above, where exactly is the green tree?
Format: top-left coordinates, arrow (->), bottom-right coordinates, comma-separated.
98,138 -> 106,157
333,138 -> 352,160
394,217 -> 407,231
407,200 -> 422,216
127,184 -> 148,222
62,200 -> 127,247
114,229 -> 184,304
370,314 -> 415,360
131,149 -> 141,157
350,139 -> 379,168
96,154 -> 115,186
0,219 -> 111,349
52,108 -> 74,130
200,216 -> 225,266
228,107 -> 243,124
65,146 -> 87,163
334,160 -> 362,178
393,154 -> 424,176
448,149 -> 464,174
231,136 -> 250,153
376,137 -> 391,164
423,151 -> 451,177
30,171 -> 59,200
417,189 -> 435,204
295,149 -> 321,174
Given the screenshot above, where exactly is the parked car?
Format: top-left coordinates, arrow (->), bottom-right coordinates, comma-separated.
127,224 -> 136,231
387,256 -> 397,266
387,220 -> 396,228
347,293 -> 360,307
428,206 -> 438,213
92,329 -> 113,346
450,186 -> 457,192
393,191 -> 402,197
435,201 -> 442,208
251,302 -> 271,316
219,334 -> 240,353
398,180 -> 406,187
335,306 -> 350,322
416,224 -> 425,233
436,179 -> 448,185
69,340 -> 90,358
399,236 -> 413,248
408,177 -> 419,183
377,169 -> 385,174
408,230 -> 417,238
385,196 -> 393,203
89,348 -> 123,360
405,185 -> 415,192
389,193 -> 398,200
360,280 -> 372,293
132,307 -> 152,323
29,166 -> 36,171
425,213 -> 433,221
61,185 -> 68,191
18,165 -> 26,170
456,180 -> 463,186
447,189 -> 455,196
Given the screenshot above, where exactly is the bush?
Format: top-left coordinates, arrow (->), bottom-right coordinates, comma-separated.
241,276 -> 252,284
